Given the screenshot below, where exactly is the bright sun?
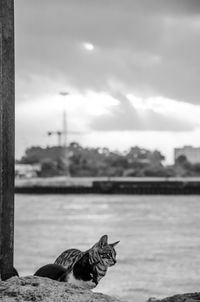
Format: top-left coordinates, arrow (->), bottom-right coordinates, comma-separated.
83,42 -> 95,51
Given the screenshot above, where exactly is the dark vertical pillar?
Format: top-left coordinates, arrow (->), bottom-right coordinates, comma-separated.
0,0 -> 15,280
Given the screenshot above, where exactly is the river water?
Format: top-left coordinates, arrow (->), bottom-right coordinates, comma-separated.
15,194 -> 200,302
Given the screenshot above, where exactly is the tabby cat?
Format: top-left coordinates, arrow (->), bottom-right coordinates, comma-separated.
34,252 -> 98,289
55,235 -> 119,284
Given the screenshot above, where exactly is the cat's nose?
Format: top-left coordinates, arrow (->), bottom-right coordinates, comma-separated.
113,259 -> 117,264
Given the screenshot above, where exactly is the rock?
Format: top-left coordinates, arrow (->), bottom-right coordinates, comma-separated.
147,293 -> 200,302
2,276 -> 199,302
0,276 -> 123,302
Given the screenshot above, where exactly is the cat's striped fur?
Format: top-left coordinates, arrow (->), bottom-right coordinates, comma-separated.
55,235 -> 119,283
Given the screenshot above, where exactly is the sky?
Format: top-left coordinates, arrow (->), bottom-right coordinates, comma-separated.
15,0 -> 200,163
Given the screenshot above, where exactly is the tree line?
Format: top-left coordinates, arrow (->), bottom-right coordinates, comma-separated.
18,143 -> 200,177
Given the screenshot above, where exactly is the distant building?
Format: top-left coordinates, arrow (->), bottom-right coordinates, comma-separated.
174,146 -> 200,164
15,163 -> 41,178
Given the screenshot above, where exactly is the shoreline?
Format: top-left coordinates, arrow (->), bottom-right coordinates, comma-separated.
15,176 -> 200,194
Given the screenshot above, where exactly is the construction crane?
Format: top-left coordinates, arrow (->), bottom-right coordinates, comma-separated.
47,131 -> 62,147
60,91 -> 69,147
47,91 -> 89,147
47,130 -> 89,147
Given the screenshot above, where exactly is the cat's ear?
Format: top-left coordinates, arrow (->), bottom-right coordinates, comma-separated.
110,240 -> 120,247
98,235 -> 108,247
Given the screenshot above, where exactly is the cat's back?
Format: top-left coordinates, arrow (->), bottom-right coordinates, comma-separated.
55,248 -> 84,269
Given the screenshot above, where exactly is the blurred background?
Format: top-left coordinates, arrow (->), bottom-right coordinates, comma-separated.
14,1 -> 200,301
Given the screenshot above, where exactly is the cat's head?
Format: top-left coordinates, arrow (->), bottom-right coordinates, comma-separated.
92,235 -> 120,267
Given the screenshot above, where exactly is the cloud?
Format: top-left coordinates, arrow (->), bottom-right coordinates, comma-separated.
15,0 -> 200,105
89,94 -> 200,132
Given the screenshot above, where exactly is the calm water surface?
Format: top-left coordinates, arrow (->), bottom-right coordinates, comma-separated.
15,195 -> 200,302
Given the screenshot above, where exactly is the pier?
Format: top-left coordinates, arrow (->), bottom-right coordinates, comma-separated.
15,177 -> 200,195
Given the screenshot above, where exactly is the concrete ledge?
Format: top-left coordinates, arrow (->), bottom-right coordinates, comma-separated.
0,276 -> 123,302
